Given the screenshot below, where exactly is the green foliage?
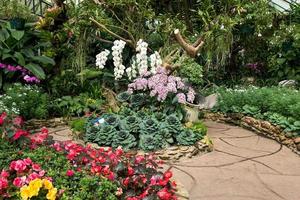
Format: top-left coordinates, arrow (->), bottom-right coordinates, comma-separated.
51,93 -> 104,117
0,0 -> 35,21
177,56 -> 204,86
176,129 -> 200,146
85,109 -> 206,151
267,23 -> 300,82
70,118 -> 87,133
214,87 -> 300,136
0,83 -> 49,119
112,130 -> 137,150
0,22 -> 54,82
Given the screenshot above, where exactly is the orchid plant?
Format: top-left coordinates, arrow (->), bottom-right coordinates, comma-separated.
96,39 -> 162,80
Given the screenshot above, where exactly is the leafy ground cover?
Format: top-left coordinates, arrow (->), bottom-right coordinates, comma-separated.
85,109 -> 206,151
213,87 -> 300,136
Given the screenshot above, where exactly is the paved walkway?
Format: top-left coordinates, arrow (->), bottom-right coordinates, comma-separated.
169,121 -> 300,200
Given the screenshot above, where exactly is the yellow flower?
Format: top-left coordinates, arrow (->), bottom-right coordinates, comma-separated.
28,185 -> 40,197
46,188 -> 57,200
29,178 -> 43,189
20,186 -> 30,200
43,179 -> 53,190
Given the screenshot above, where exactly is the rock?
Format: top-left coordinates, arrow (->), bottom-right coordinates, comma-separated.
278,80 -> 297,88
294,137 -> 300,144
184,106 -> 200,123
168,146 -> 179,151
297,144 -> 300,151
179,146 -> 190,152
198,94 -> 218,109
167,151 -> 178,156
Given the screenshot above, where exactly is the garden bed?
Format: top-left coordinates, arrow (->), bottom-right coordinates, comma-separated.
204,112 -> 300,155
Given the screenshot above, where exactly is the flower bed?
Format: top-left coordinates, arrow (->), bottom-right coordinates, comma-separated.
0,112 -> 179,199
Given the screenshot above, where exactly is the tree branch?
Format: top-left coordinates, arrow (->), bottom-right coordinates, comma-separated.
90,18 -> 134,47
174,29 -> 204,58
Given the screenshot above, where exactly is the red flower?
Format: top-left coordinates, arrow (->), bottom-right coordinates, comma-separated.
0,112 -> 7,126
164,171 -> 173,179
123,177 -> 130,187
13,129 -> 28,141
66,170 -> 74,177
128,166 -> 134,176
41,127 -> 48,134
108,172 -> 115,181
157,188 -> 172,200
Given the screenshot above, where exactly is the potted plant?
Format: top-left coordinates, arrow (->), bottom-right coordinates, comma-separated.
0,0 -> 34,29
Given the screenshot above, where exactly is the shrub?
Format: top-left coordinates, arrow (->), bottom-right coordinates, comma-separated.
0,84 -> 49,119
214,87 -> 300,135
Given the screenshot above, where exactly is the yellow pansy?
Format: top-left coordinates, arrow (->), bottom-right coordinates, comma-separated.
46,188 -> 57,200
43,179 -> 53,190
20,186 -> 30,200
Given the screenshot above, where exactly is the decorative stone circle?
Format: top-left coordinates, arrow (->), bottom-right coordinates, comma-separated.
204,112 -> 300,155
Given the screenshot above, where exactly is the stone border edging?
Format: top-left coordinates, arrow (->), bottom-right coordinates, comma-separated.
204,112 -> 300,155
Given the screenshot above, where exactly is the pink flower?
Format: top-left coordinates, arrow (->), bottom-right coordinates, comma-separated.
27,172 -> 40,182
0,177 -> 8,190
32,164 -> 41,171
176,93 -> 186,104
13,116 -> 23,127
135,155 -> 145,164
0,170 -> 9,178
13,177 -> 25,187
10,160 -> 27,172
23,158 -> 32,166
66,170 -> 74,177
39,170 -> 46,177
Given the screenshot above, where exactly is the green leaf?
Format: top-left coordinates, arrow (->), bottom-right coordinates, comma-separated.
32,56 -> 55,65
10,30 -> 24,41
0,29 -> 9,42
76,69 -> 102,80
2,54 -> 13,60
24,63 -> 46,79
14,52 -> 25,66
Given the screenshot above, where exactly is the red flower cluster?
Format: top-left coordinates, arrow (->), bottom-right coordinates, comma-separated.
0,158 -> 51,197
0,112 -> 48,148
51,141 -> 178,200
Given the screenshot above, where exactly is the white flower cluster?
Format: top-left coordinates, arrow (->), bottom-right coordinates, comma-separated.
0,95 -> 20,115
112,40 -> 126,80
96,50 -> 110,69
149,51 -> 162,74
136,39 -> 149,76
95,39 -> 163,80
